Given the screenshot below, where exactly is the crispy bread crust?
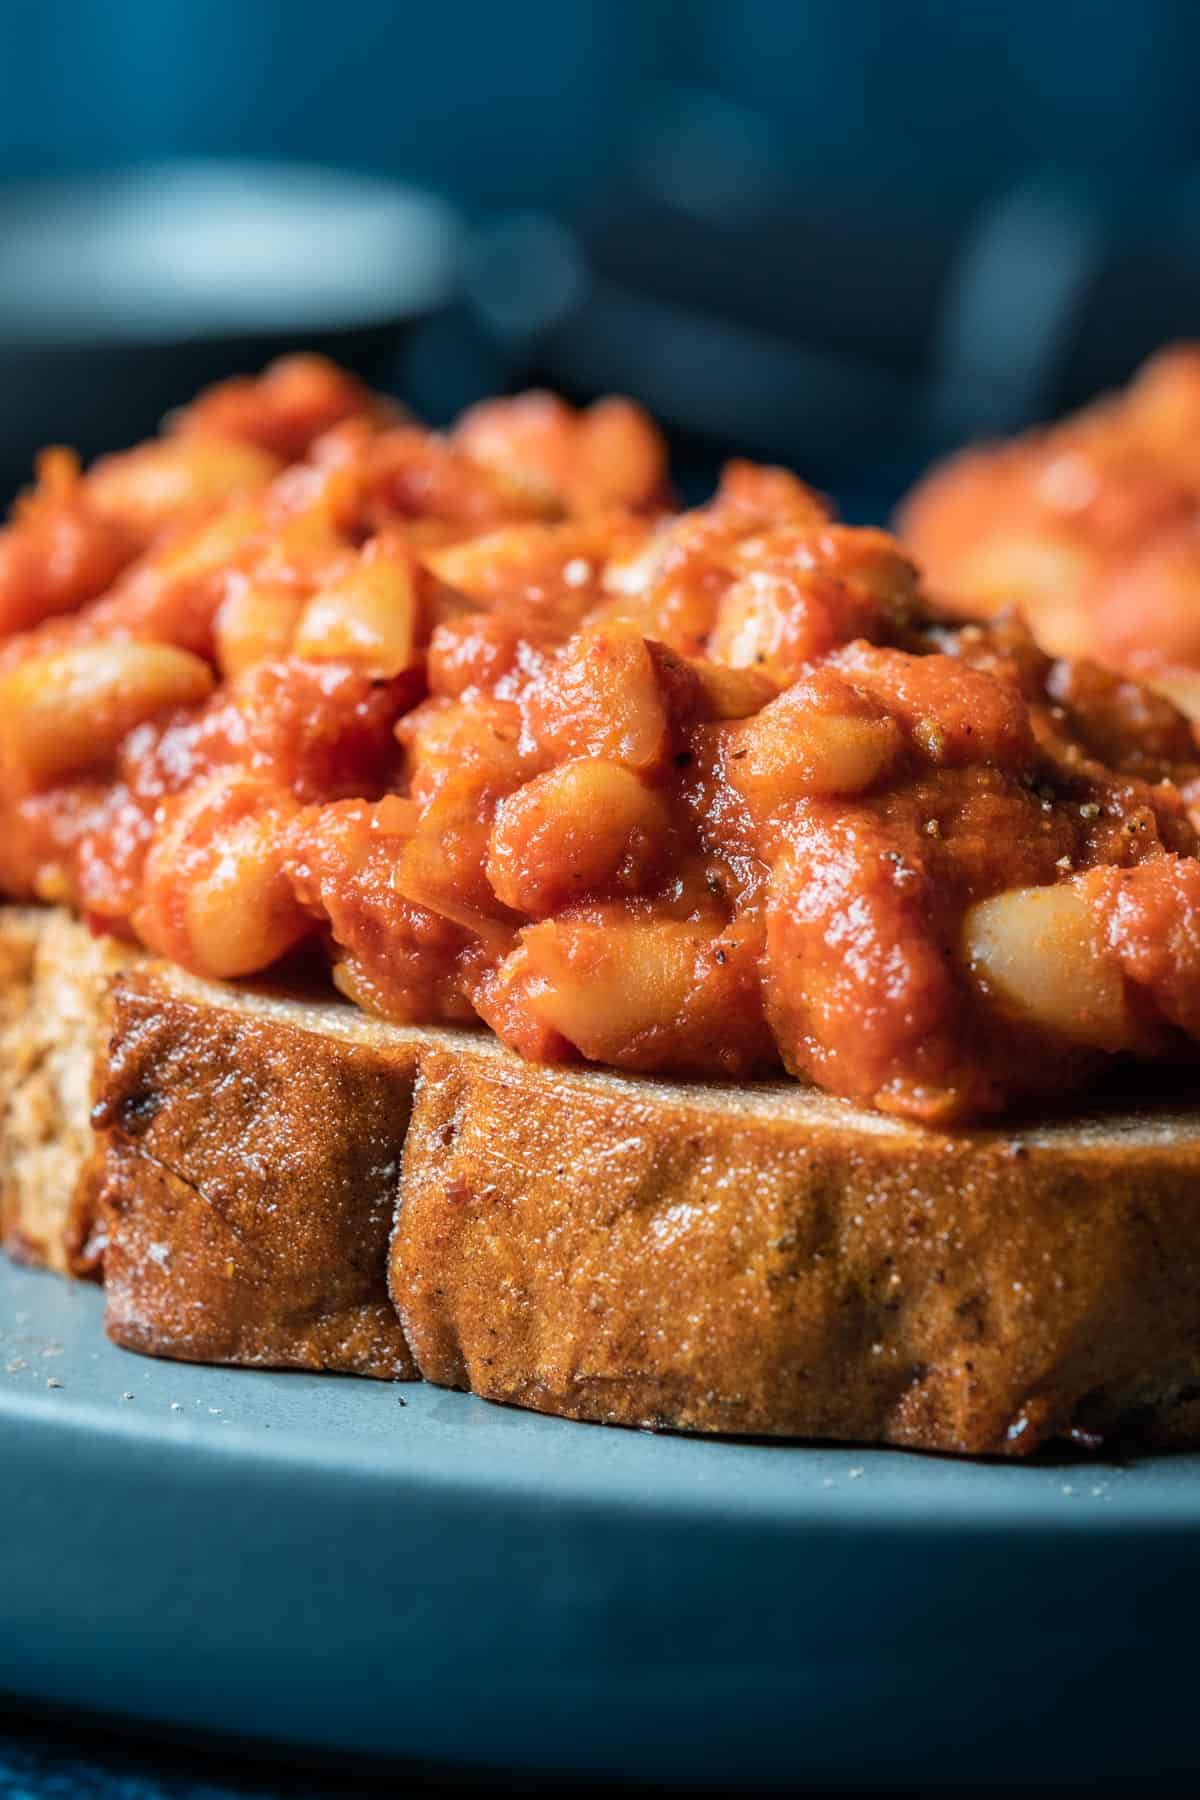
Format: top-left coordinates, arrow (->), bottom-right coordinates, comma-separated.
85,950 -> 1200,1455
393,1049 -> 1200,1455
95,975 -> 418,1380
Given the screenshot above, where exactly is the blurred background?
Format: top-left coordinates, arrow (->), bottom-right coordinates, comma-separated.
3,0 -> 1200,513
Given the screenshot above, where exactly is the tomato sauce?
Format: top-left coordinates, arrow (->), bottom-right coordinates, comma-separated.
2,357 -> 1199,1121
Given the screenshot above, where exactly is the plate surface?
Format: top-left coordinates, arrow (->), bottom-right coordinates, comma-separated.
3,1255 -> 1199,1792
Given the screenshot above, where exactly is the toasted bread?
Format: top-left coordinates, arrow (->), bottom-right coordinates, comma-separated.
84,928 -> 1199,1457
6,902 -> 1200,1455
0,906 -> 131,1272
95,956 -> 418,1380
6,356 -> 1200,1462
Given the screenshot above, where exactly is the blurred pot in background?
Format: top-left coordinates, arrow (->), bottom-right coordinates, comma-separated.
0,160 -> 460,496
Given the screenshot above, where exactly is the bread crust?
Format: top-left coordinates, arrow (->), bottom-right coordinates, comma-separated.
95,975 -> 418,1379
393,1049 -> 1200,1455
84,949 -> 1200,1455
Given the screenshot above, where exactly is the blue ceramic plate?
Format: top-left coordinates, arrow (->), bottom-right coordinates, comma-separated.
2,1255 -> 1198,1792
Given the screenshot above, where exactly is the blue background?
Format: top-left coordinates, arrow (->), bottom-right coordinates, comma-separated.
3,0 -> 1200,502
4,0 -> 1198,222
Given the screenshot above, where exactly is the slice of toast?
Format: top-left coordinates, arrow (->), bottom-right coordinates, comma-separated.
6,904 -> 1200,1455
87,938 -> 1200,1457
0,906 -> 132,1272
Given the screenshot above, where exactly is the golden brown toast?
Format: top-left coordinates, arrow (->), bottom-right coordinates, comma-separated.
96,961 -> 418,1380
6,903 -> 1200,1456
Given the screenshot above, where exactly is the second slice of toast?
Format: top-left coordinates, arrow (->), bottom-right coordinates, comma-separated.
0,907 -> 131,1273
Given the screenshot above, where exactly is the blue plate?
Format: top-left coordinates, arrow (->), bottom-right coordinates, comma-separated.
2,1255 -> 1198,1792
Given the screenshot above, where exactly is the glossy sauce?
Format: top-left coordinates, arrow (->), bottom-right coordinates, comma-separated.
2,359 -> 1199,1122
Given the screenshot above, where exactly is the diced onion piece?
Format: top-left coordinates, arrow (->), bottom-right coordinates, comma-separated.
422,523 -> 561,603
392,773 -> 515,943
393,836 -> 513,947
215,579 -> 306,676
294,550 -> 418,677
88,437 -> 279,537
0,642 -> 214,794
963,882 -> 1134,1048
147,500 -> 265,586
